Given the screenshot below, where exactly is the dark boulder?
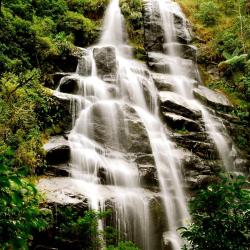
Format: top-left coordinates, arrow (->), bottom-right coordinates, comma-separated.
93,46 -> 117,82
44,136 -> 70,165
59,77 -> 79,94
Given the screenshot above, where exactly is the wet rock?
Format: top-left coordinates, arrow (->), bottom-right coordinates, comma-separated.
46,164 -> 71,177
162,112 -> 201,132
37,177 -> 88,206
173,13 -> 193,44
79,102 -> 153,155
134,153 -> 155,166
171,132 -> 207,142
149,197 -> 167,250
46,72 -> 71,89
180,139 -> 218,160
193,86 -> 233,111
234,158 -> 250,174
172,134 -> 218,160
48,94 -> 72,133
44,136 -> 70,165
148,53 -> 171,74
143,1 -> 165,52
148,52 -> 199,80
53,47 -> 86,73
76,48 -> 92,76
159,91 -> 202,119
138,164 -> 158,188
185,174 -> 220,190
180,151 -> 222,189
93,46 -> 117,82
71,46 -> 89,60
124,105 -> 152,155
151,73 -> 173,91
163,43 -> 197,61
59,77 -> 79,94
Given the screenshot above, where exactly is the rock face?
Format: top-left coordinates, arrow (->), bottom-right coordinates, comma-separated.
36,1 -> 249,249
162,112 -> 201,132
93,46 -> 117,82
151,73 -> 174,91
76,48 -> 92,76
159,91 -> 202,119
143,2 -> 192,53
143,0 -> 165,52
147,52 -> 200,80
193,86 -> 233,111
163,43 -> 197,61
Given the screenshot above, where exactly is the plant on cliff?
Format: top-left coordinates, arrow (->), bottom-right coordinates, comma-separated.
180,175 -> 250,250
196,1 -> 219,26
120,0 -> 146,60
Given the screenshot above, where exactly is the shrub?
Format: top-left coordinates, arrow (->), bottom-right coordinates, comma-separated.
0,148 -> 51,249
180,175 -> 250,250
196,1 -> 219,26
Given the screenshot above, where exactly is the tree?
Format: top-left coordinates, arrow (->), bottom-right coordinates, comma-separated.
180,175 -> 250,250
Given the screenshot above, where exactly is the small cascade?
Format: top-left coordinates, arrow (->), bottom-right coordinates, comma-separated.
100,0 -> 125,46
149,0 -> 236,171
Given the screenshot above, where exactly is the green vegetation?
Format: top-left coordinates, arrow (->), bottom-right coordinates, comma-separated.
107,241 -> 140,250
180,175 -> 250,250
33,207 -> 106,248
32,206 -> 140,249
0,0 -> 106,76
120,0 -> 146,60
0,0 -> 108,247
0,0 -> 249,248
0,149 -> 51,249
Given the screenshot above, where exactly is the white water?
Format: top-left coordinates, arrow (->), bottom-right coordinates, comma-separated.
154,0 -> 234,171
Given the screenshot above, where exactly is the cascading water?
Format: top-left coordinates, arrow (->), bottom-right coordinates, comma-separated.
152,0 -> 235,171
54,0 -> 191,249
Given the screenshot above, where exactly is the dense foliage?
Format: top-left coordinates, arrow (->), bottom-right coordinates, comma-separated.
0,150 -> 50,249
180,175 -> 250,250
0,0 -> 107,75
32,206 -> 139,249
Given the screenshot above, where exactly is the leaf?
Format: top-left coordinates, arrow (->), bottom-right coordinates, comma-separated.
232,47 -> 240,56
222,50 -> 233,60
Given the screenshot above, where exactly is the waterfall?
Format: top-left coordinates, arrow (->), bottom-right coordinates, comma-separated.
52,0 -> 236,248
52,0 -> 192,249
